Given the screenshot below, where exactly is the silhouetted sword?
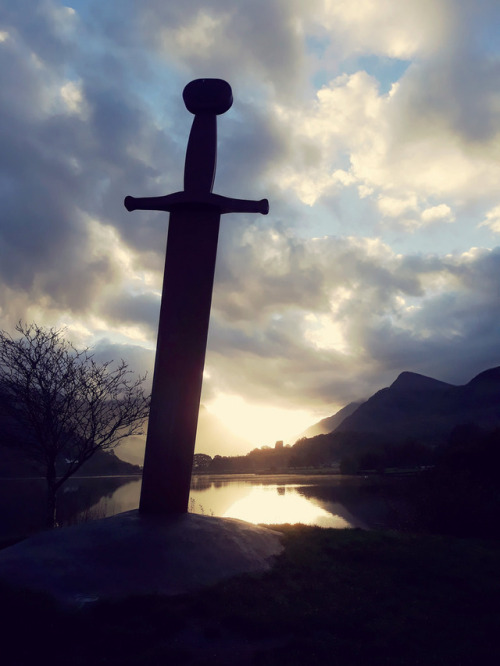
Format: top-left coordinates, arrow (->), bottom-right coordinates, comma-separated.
125,79 -> 269,515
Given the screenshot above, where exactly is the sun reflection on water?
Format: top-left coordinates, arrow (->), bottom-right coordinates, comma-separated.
221,484 -> 352,528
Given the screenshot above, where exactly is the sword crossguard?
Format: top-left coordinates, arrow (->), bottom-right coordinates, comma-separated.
124,193 -> 269,215
125,79 -> 269,217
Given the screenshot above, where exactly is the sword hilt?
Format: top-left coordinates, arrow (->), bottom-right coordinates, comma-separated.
124,79 -> 269,218
182,80 -> 232,195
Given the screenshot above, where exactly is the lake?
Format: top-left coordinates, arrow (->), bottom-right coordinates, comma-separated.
0,473 -> 412,540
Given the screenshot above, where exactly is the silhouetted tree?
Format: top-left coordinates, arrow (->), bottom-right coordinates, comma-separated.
0,322 -> 150,527
193,453 -> 212,471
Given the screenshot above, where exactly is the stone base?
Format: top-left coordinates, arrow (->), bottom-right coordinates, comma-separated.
0,510 -> 283,607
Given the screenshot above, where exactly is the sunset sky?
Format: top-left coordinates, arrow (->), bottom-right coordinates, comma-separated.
1,1 -> 500,455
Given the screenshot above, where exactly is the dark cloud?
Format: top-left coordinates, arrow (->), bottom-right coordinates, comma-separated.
345,248 -> 500,388
393,53 -> 500,145
216,100 -> 291,199
390,0 -> 500,147
102,291 -> 160,333
0,0 -> 78,66
0,3 -> 179,320
90,338 -> 154,392
138,0 -> 310,98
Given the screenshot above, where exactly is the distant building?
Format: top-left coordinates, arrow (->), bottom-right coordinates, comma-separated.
275,440 -> 284,450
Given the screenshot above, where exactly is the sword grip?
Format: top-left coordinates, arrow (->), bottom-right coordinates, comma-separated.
184,114 -> 217,195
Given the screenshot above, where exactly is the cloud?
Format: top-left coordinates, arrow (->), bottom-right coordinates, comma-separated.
204,228 -> 500,411
479,205 -> 500,233
314,0 -> 451,59
271,54 -> 500,225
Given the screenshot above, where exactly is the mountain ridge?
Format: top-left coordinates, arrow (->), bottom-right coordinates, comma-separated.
296,402 -> 362,440
301,365 -> 500,447
389,371 -> 452,392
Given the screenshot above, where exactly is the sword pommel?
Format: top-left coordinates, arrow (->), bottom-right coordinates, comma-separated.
183,79 -> 233,116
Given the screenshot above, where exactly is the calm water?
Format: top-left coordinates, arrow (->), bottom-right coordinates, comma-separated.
0,473 -> 409,539
189,474 -> 368,528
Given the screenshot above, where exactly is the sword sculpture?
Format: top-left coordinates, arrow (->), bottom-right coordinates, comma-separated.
125,79 -> 269,515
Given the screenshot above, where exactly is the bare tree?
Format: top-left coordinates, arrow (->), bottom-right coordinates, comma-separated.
0,322 -> 150,527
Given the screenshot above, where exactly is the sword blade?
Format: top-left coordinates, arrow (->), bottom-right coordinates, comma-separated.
139,206 -> 221,515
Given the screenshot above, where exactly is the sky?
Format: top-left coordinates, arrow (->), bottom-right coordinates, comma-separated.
1,0 -> 500,456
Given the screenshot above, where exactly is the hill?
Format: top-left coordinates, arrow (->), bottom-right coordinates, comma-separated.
0,442 -> 141,478
0,390 -> 141,477
287,365 -> 500,472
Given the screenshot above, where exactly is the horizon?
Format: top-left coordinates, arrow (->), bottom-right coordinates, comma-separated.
1,1 -> 500,461
116,361 -> 500,463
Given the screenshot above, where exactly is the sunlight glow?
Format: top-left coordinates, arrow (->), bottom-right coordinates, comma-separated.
207,393 -> 316,446
304,313 -> 349,353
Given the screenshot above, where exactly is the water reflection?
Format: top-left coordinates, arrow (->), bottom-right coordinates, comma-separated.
80,478 -> 141,521
83,474 -> 405,530
1,473 -> 401,540
0,476 -> 142,539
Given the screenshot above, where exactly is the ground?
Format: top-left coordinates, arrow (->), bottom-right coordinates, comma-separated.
1,525 -> 499,665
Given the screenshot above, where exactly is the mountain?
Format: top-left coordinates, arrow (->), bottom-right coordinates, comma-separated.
297,402 -> 363,440
334,367 -> 500,445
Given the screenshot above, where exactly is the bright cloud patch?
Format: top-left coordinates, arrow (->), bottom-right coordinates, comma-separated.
377,194 -> 418,218
480,205 -> 500,233
60,80 -> 87,116
318,0 -> 449,58
421,204 -> 454,225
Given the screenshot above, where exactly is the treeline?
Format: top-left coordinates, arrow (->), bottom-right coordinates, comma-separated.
194,430 -> 433,474
194,422 -> 500,477
193,444 -> 294,474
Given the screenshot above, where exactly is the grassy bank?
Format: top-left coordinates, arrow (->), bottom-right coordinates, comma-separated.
1,526 -> 499,665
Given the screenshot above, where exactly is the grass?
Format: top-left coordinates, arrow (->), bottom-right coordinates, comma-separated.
1,525 -> 499,665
